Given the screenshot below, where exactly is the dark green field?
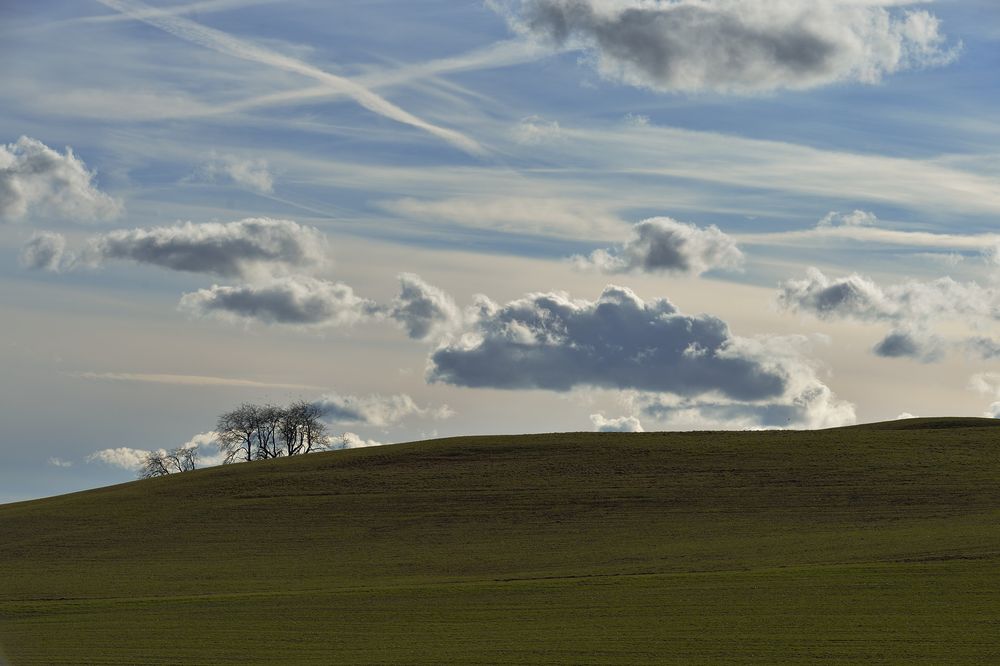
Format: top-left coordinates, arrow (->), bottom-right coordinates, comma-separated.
3,418 -> 1000,664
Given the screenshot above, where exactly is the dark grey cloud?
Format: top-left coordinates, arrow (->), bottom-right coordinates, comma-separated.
86,218 -> 327,278
19,232 -> 67,271
634,366 -> 855,430
502,0 -> 956,93
388,273 -> 461,341
872,329 -> 942,362
576,217 -> 743,276
0,136 -> 122,222
179,276 -> 378,327
428,285 -> 785,400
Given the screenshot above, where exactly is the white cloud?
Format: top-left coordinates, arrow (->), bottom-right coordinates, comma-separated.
72,371 -> 325,390
313,392 -> 451,427
512,115 -> 563,145
778,267 -> 995,324
87,446 -> 149,470
895,412 -> 917,420
47,457 -> 73,468
429,285 -> 791,399
88,432 -> 226,471
633,334 -> 856,430
575,217 -> 744,276
818,209 -> 878,227
0,137 -> 122,222
20,232 -> 68,271
388,273 -> 462,341
778,267 -> 1000,362
85,218 -> 328,278
195,153 -> 274,193
333,432 -> 385,449
381,195 -> 623,239
179,276 -> 379,327
502,0 -> 958,93
428,285 -> 853,430
590,413 -> 644,432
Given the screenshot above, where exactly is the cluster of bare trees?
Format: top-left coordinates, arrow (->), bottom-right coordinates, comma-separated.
137,400 -> 334,479
216,400 -> 330,463
139,446 -> 198,479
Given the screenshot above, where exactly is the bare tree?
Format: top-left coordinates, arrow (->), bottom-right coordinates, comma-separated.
216,403 -> 258,463
252,404 -> 284,460
139,445 -> 198,479
217,400 -> 332,464
279,401 -> 330,456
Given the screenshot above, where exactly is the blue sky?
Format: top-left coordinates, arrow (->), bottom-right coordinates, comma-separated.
2,0 -> 1000,502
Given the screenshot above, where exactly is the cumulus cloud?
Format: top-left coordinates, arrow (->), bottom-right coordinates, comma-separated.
88,432 -> 224,471
84,218 -> 327,278
969,373 -> 1000,418
388,273 -> 462,341
313,392 -> 451,427
630,336 -> 855,430
430,285 -> 790,401
333,432 -> 385,449
872,328 -> 943,362
500,0 -> 958,94
0,136 -> 122,222
895,412 -> 917,420
590,413 -> 644,432
778,268 -> 994,324
19,232 -> 68,271
575,217 -> 744,276
87,446 -> 150,470
779,267 -> 1000,361
180,276 -> 378,327
194,153 -> 274,193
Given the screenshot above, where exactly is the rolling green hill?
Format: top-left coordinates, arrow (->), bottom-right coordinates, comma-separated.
3,419 -> 1000,664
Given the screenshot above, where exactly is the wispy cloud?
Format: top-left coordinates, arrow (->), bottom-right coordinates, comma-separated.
96,0 -> 483,154
78,0 -> 279,24
71,371 -> 326,391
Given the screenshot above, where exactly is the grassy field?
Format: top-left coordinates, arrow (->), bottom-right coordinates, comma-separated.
3,418 -> 1000,664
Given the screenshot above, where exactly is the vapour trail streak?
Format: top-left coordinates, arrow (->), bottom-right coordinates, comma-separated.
96,0 -> 484,155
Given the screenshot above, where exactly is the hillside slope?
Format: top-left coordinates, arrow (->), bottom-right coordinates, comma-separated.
3,422 -> 1000,664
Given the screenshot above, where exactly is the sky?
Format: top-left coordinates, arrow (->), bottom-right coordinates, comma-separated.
2,0 -> 1000,502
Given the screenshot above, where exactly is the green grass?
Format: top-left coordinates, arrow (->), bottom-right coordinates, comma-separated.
3,418 -> 1000,664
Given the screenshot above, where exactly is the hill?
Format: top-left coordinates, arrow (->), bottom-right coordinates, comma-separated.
3,420 -> 1000,664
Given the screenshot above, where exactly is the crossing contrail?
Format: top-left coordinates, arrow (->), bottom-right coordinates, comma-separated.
96,0 -> 484,155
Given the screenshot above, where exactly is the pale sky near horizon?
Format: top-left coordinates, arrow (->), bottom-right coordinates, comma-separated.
2,0 -> 1000,502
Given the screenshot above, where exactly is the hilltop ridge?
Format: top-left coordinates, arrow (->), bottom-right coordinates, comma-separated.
3,421 -> 1000,664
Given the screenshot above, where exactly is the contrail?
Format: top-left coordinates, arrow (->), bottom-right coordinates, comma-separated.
96,0 -> 484,155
